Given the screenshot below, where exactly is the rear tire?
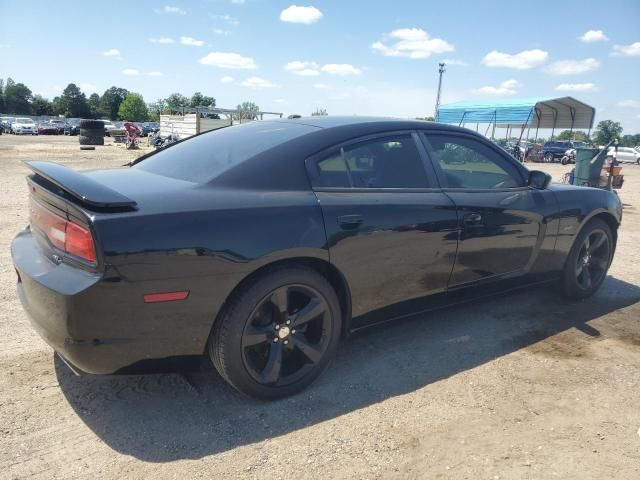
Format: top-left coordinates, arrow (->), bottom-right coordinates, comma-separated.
209,266 -> 342,400
561,219 -> 614,300
79,134 -> 104,146
79,119 -> 104,129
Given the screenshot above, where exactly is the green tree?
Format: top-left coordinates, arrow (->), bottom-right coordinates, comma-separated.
416,116 -> 435,121
235,101 -> 260,120
57,83 -> 90,117
4,78 -> 33,114
118,93 -> 148,121
31,95 -> 54,116
88,93 -> 101,119
0,79 -> 5,113
311,108 -> 328,116
619,134 -> 640,148
593,120 -> 623,145
166,93 -> 189,112
190,92 -> 216,108
556,130 -> 590,142
147,98 -> 168,121
100,86 -> 129,119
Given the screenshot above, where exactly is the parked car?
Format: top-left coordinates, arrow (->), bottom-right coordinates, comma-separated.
137,122 -> 155,137
37,123 -> 59,135
542,140 -> 575,162
1,117 -> 14,133
12,118 -> 622,399
64,120 -> 81,136
11,118 -> 38,135
101,120 -> 117,136
607,146 -> 640,165
48,119 -> 68,134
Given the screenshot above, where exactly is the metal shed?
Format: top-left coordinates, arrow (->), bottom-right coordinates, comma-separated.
436,96 -> 596,140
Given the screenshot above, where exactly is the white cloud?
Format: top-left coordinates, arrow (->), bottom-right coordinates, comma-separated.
555,83 -> 598,92
241,76 -> 280,88
442,58 -> 468,66
103,48 -> 120,57
220,76 -> 234,83
280,5 -> 323,24
285,60 -> 320,76
199,52 -> 257,69
544,58 -> 600,75
616,99 -> 640,108
321,63 -> 361,75
579,30 -> 608,43
210,14 -> 239,25
273,98 -> 286,104
122,69 -> 140,76
146,71 -> 163,77
149,37 -> 175,44
181,36 -> 205,46
163,5 -> 186,14
371,28 -> 454,59
213,28 -> 231,35
482,49 -> 548,69
474,79 -> 520,96
611,42 -> 640,57
314,83 -> 331,89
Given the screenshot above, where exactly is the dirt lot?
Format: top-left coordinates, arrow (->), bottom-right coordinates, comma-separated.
0,134 -> 638,479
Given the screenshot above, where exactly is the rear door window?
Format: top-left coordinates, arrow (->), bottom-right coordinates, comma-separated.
313,134 -> 430,189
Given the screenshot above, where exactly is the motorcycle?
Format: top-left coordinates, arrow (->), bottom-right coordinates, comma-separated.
561,148 -> 576,165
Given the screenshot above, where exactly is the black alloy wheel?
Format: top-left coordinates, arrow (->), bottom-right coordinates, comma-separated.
562,219 -> 614,299
209,266 -> 341,399
241,284 -> 332,387
574,228 -> 610,291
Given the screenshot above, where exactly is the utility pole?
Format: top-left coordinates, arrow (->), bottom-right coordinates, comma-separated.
434,62 -> 446,119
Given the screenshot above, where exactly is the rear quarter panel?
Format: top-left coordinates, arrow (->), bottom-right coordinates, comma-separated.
90,189 -> 328,357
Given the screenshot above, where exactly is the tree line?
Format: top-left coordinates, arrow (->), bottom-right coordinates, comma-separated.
0,77 -> 229,122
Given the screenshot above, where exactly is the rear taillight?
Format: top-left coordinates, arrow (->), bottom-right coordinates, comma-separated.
29,197 -> 96,263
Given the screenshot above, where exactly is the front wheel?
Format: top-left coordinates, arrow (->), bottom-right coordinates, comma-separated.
544,152 -> 554,163
562,219 -> 614,300
209,266 -> 342,399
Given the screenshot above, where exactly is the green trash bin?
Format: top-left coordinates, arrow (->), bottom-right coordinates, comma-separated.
573,147 -> 605,187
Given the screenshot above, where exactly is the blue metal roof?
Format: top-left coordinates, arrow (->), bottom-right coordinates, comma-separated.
436,96 -> 595,129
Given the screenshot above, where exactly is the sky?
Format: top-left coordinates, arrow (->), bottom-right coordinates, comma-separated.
1,0 -> 639,132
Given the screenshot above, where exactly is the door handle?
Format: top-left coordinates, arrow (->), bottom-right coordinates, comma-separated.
337,214 -> 363,230
463,212 -> 482,225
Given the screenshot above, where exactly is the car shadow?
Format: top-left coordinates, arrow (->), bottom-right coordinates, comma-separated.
56,276 -> 640,462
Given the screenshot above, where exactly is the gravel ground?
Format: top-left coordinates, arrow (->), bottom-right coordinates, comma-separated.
0,134 -> 638,479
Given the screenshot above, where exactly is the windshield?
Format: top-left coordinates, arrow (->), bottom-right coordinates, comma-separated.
16,118 -> 33,124
135,121 -> 317,183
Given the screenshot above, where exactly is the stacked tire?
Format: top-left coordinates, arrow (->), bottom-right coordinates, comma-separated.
78,120 -> 105,146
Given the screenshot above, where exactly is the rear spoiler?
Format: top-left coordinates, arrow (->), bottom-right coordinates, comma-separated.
25,161 -> 137,209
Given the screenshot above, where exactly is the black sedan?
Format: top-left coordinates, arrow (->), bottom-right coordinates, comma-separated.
12,117 -> 622,399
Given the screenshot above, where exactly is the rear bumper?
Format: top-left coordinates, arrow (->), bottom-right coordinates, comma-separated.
11,227 -> 211,374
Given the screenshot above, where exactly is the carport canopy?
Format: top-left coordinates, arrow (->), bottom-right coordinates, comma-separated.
436,96 -> 595,130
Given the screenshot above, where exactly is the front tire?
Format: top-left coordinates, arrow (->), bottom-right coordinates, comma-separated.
545,152 -> 554,163
561,219 -> 614,300
209,266 -> 342,400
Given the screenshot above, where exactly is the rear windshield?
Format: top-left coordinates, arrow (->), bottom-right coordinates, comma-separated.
135,121 -> 316,182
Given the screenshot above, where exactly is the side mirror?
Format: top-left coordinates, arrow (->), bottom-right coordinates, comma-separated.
528,170 -> 551,189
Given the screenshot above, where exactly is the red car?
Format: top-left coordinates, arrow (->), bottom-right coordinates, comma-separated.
37,123 -> 60,135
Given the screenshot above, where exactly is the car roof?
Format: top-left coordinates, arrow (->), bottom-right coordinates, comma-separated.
268,115 -> 467,132
211,116 -> 509,190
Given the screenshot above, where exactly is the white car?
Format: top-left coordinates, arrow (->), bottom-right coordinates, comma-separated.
607,146 -> 640,165
101,120 -> 117,136
12,117 -> 38,135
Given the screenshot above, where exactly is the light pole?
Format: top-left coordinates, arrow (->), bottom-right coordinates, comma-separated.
434,62 -> 446,120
